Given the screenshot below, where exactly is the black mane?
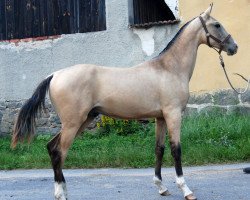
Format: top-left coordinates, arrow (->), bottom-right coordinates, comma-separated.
159,19 -> 193,55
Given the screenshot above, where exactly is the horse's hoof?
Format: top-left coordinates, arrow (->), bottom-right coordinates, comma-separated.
185,194 -> 197,200
55,196 -> 67,200
160,190 -> 171,196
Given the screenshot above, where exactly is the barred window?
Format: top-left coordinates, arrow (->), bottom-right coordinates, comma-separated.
0,0 -> 106,40
128,0 -> 179,28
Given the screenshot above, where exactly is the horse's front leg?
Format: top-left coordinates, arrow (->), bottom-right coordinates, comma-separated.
164,109 -> 197,200
153,118 -> 170,196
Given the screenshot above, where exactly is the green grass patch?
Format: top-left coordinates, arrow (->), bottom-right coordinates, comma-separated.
0,111 -> 249,169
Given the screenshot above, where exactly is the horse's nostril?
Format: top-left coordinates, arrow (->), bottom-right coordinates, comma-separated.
228,48 -> 236,55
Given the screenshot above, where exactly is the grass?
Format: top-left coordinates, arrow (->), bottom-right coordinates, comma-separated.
0,111 -> 249,170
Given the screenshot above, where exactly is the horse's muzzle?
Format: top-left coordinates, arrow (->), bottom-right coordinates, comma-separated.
227,43 -> 238,56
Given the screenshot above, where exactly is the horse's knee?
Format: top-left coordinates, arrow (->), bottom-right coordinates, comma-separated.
155,143 -> 165,155
170,142 -> 181,158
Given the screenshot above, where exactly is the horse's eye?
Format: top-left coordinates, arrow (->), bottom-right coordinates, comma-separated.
214,23 -> 221,28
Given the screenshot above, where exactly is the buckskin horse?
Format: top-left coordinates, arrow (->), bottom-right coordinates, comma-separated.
12,5 -> 238,200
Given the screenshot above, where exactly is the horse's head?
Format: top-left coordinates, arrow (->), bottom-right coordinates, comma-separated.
200,5 -> 238,55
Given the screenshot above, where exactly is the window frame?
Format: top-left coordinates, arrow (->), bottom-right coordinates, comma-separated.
0,0 -> 107,41
128,0 -> 180,28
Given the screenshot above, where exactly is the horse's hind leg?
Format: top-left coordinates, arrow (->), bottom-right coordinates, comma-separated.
47,116 -> 94,200
47,133 -> 67,200
153,118 -> 170,196
163,109 -> 196,200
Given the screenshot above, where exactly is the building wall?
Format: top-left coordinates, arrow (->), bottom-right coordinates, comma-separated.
179,0 -> 250,92
0,0 -> 180,135
0,0 -> 179,101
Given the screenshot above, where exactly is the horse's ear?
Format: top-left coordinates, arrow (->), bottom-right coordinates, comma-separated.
203,3 -> 213,18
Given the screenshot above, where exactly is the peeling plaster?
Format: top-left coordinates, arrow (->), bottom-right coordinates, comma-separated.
133,27 -> 155,56
0,37 -> 63,52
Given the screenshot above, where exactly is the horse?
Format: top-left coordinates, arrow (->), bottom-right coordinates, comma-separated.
12,5 -> 238,200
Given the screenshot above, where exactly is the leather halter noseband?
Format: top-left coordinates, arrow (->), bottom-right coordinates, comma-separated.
199,16 -> 231,54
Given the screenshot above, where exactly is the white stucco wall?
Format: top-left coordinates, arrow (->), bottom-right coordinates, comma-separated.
0,0 -> 179,100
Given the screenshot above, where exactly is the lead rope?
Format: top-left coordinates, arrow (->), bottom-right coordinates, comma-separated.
218,54 -> 250,94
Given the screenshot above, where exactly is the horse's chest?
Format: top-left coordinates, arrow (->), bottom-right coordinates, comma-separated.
161,82 -> 189,108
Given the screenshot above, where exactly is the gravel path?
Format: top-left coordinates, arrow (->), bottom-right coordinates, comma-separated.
0,163 -> 249,200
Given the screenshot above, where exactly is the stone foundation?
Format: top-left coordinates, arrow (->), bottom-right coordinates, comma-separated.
0,89 -> 249,136
186,89 -> 250,115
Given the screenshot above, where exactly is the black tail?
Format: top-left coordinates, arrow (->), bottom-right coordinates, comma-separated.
11,75 -> 53,148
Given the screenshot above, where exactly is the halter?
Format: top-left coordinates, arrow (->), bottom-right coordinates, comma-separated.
199,16 -> 231,54
199,15 -> 249,94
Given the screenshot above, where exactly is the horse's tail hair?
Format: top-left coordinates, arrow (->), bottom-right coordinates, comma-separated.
11,75 -> 53,148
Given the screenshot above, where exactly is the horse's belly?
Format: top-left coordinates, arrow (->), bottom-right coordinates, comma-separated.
98,107 -> 162,119
96,98 -> 162,119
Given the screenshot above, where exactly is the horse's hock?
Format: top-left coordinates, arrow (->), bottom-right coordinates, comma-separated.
0,89 -> 249,136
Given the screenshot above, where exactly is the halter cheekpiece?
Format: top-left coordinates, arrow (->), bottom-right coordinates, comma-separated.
199,16 -> 231,54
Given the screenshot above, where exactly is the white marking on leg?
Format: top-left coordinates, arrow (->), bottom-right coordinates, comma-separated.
54,182 -> 66,200
176,176 -> 193,197
62,182 -> 68,199
153,176 -> 169,195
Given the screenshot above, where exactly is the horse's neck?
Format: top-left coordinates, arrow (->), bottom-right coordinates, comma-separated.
160,21 -> 202,81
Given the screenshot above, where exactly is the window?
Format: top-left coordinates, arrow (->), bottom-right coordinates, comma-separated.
0,0 -> 106,40
128,0 -> 179,28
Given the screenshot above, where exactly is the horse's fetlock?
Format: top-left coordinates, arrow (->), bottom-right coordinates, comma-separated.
153,176 -> 169,195
176,176 -> 193,197
54,182 -> 66,200
176,176 -> 186,187
153,175 -> 161,184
